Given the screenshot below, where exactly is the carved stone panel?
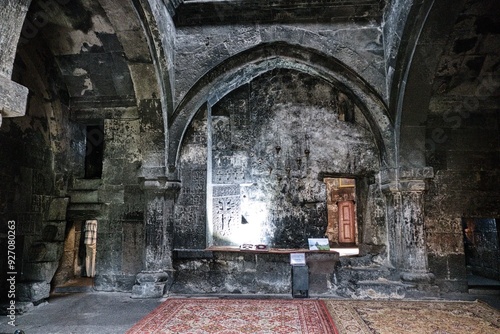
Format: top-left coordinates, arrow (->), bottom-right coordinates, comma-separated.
212,185 -> 241,246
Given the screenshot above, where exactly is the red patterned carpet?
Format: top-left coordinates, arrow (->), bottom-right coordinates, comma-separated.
127,297 -> 500,334
126,298 -> 338,334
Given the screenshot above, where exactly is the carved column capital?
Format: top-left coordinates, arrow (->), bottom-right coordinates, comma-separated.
380,167 -> 434,194
141,177 -> 181,194
139,165 -> 181,195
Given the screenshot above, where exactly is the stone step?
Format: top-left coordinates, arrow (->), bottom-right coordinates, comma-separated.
71,178 -> 102,190
67,202 -> 103,211
338,265 -> 392,282
339,254 -> 376,267
66,203 -> 107,220
354,279 -> 415,299
468,287 -> 500,295
53,285 -> 94,293
68,189 -> 99,203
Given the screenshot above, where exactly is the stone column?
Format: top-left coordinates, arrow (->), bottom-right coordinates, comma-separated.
131,176 -> 180,298
382,167 -> 435,285
0,0 -> 31,124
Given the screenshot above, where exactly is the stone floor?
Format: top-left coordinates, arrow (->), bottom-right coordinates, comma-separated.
1,273 -> 498,333
0,292 -> 163,334
0,288 -> 498,334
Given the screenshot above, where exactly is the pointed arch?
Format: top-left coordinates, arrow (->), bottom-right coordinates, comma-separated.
168,42 -> 394,177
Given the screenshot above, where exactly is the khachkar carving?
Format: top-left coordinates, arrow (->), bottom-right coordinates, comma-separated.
132,177 -> 180,298
381,167 -> 435,285
212,185 -> 241,245
214,168 -> 246,184
179,169 -> 206,205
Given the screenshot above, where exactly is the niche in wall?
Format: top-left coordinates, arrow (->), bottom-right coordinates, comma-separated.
84,124 -> 104,179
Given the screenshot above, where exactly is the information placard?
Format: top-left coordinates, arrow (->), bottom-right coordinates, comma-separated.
290,253 -> 306,266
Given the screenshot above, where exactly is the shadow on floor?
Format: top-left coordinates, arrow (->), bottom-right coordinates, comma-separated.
53,277 -> 94,293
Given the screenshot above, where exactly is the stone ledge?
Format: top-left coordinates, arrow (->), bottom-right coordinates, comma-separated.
0,75 -> 28,118
174,249 -> 214,259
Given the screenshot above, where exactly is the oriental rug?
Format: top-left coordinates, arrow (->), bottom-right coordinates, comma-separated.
323,299 -> 500,334
126,298 -> 338,334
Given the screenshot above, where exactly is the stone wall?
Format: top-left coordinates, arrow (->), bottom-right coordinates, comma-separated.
0,40 -> 73,304
172,66 -> 391,293
424,0 -> 500,292
383,0 -> 414,101
463,218 -> 500,281
425,107 -> 500,292
91,117 -> 145,292
175,22 -> 386,107
176,69 -> 382,248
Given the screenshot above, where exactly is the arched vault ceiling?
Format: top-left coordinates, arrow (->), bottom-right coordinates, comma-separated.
21,0 -> 154,111
395,0 -> 500,167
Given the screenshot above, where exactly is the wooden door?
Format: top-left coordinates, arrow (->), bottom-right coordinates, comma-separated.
338,201 -> 355,244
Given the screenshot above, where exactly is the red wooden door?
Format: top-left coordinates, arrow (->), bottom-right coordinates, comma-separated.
338,201 -> 355,244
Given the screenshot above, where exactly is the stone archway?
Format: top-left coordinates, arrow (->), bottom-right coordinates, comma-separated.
168,42 -> 395,177
174,44 -> 392,258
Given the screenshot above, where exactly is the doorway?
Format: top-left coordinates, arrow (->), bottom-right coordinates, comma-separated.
52,220 -> 97,293
462,218 -> 500,292
324,177 -> 358,251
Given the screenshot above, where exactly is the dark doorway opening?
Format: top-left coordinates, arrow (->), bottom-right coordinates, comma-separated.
52,220 -> 96,293
462,218 -> 500,293
84,124 -> 104,179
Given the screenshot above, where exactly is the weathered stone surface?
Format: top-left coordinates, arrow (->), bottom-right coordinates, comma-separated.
0,76 -> 29,118
0,0 -> 31,77
172,250 -> 341,295
17,281 -> 50,303
428,253 -> 467,283
1,0 -> 499,304
94,274 -> 137,292
129,64 -> 160,100
175,23 -> 386,106
131,282 -> 166,298
136,272 -> 169,284
26,242 -> 63,262
46,197 -> 69,221
41,221 -> 66,242
21,262 -> 59,282
173,0 -> 384,27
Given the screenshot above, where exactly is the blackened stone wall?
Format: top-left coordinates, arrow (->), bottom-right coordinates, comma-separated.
175,106 -> 208,250
424,0 -> 500,292
175,68 -> 384,254
0,41 -> 74,304
175,22 -> 386,106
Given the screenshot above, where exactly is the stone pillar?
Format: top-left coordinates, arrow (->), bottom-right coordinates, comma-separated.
0,0 -> 31,124
131,176 -> 180,298
382,167 -> 435,285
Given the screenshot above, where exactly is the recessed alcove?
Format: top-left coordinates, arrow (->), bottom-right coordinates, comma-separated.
172,68 -> 385,294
